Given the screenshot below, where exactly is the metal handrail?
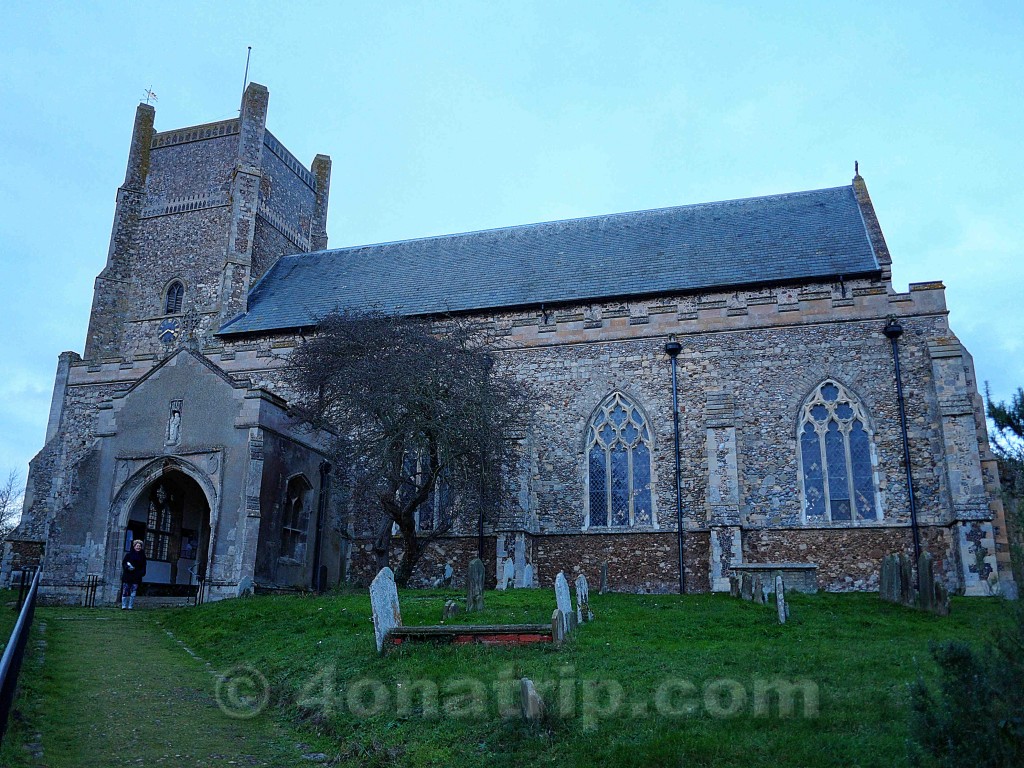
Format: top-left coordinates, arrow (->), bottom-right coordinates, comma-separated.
0,568 -> 41,745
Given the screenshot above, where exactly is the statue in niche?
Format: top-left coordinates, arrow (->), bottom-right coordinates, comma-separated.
166,400 -> 183,445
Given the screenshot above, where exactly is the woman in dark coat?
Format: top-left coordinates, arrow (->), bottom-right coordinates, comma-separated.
121,539 -> 147,609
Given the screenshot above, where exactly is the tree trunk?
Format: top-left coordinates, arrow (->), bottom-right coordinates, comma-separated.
394,528 -> 421,587
372,517 -> 391,575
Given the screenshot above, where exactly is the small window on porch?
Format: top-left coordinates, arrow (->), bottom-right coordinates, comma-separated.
281,475 -> 312,560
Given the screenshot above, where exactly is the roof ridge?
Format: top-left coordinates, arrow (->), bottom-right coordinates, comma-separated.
305,185 -> 855,256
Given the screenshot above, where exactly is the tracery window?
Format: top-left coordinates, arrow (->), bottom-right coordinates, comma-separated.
281,475 -> 312,560
798,380 -> 878,523
164,280 -> 184,314
400,452 -> 452,534
145,483 -> 178,561
586,392 -> 654,528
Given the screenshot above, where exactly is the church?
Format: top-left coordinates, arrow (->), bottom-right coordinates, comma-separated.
3,83 -> 1015,603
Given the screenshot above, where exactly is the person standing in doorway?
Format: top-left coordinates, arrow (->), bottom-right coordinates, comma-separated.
121,540 -> 147,609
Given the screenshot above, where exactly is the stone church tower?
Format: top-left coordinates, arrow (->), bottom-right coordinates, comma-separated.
85,82 -> 330,359
5,84 -> 341,603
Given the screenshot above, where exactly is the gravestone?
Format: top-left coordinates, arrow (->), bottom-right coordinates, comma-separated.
575,573 -> 592,622
521,678 -> 545,722
752,575 -> 766,605
467,558 -> 485,612
497,558 -> 515,591
934,582 -> 951,617
443,563 -> 454,587
522,564 -> 534,589
917,551 -> 938,611
442,599 -> 459,621
899,553 -> 915,606
879,554 -> 896,603
370,567 -> 402,653
554,572 -> 573,634
775,574 -> 787,624
740,573 -> 753,601
916,552 -> 950,615
729,575 -> 740,599
551,608 -> 566,646
599,562 -> 609,594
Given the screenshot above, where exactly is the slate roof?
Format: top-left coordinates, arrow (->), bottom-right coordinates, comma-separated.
220,184 -> 879,335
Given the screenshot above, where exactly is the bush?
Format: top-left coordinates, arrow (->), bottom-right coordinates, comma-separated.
908,606 -> 1024,766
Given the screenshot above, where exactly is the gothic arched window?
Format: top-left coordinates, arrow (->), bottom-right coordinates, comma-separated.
798,380 -> 878,523
281,475 -> 312,560
164,280 -> 184,315
586,392 -> 654,528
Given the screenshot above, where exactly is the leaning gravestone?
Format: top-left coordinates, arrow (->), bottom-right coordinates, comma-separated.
467,558 -> 485,612
775,574 -> 787,624
520,678 -> 545,723
554,572 -> 573,634
497,558 -> 515,591
370,567 -> 403,653
575,573 -> 592,623
599,562 -> 609,594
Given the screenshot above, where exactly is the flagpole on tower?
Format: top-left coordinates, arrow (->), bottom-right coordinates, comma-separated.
240,46 -> 252,110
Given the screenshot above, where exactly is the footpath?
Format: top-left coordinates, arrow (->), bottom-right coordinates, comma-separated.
8,609 -> 330,767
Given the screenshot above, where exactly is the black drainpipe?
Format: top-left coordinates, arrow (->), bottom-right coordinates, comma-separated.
312,461 -> 331,592
883,316 -> 921,565
664,335 -> 685,594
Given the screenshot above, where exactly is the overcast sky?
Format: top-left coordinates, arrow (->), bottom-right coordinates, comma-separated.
1,1 -> 1022,481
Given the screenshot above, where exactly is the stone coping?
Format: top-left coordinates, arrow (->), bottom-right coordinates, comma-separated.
730,563 -> 818,571
384,624 -> 553,651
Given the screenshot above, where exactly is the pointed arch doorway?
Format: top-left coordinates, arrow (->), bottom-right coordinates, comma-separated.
121,469 -> 212,597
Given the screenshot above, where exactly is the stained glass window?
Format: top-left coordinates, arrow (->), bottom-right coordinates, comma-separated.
145,483 -> 178,562
586,392 -> 655,528
798,380 -> 878,522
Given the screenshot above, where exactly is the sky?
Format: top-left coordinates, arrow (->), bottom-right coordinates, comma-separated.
1,1 -> 1022,483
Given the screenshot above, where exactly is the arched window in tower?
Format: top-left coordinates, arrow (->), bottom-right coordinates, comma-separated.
586,392 -> 654,528
280,475 -> 312,560
164,280 -> 184,315
798,380 -> 878,523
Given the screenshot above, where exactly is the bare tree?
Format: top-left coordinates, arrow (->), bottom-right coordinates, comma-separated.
0,469 -> 23,545
286,311 -> 525,586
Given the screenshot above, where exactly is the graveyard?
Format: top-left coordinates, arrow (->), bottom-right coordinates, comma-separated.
137,583 -> 1002,767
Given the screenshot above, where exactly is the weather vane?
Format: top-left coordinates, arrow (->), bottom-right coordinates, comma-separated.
143,87 -> 158,105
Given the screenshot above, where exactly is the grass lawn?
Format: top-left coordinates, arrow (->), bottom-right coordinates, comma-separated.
142,588 -> 1006,767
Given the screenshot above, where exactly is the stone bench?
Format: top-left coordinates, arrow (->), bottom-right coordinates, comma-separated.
730,563 -> 818,593
384,623 -> 554,652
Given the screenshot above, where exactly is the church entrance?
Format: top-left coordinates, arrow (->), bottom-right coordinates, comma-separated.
123,470 -> 211,597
